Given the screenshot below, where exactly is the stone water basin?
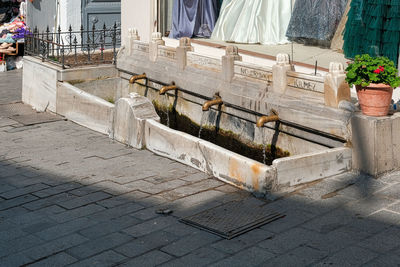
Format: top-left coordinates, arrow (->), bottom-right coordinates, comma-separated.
56,77 -> 123,135
57,77 -> 352,194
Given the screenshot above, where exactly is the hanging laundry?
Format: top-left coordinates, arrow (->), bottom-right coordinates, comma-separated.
286,0 -> 348,46
211,0 -> 291,45
169,0 -> 220,39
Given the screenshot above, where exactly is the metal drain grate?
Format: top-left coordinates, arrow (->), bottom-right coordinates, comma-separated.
10,113 -> 64,126
180,200 -> 284,239
0,103 -> 34,118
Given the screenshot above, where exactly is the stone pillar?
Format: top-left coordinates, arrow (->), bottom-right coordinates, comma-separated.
272,53 -> 291,94
149,32 -> 165,62
176,37 -> 193,70
111,93 -> 160,149
351,113 -> 400,176
324,62 -> 351,108
128,28 -> 140,56
222,45 -> 242,82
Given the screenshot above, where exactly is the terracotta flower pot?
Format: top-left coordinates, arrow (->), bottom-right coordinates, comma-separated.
356,83 -> 393,116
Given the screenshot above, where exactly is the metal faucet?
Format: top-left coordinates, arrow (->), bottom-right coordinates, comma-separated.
159,85 -> 178,95
202,94 -> 223,111
129,73 -> 146,84
256,109 -> 279,127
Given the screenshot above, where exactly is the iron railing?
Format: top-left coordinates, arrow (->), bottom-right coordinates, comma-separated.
25,23 -> 121,69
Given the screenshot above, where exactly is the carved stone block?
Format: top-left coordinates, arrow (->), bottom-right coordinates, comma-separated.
222,45 -> 242,82
324,62 -> 351,108
149,32 -> 165,62
176,37 -> 193,70
272,53 -> 291,94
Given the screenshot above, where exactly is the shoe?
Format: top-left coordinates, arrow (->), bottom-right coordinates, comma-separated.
6,47 -> 16,52
0,43 -> 11,49
0,49 -> 10,54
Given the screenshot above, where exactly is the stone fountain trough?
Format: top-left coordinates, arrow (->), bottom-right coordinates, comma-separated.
21,36 -> 355,194
52,74 -> 352,194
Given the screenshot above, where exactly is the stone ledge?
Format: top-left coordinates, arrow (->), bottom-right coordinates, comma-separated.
57,82 -> 114,135
273,147 -> 352,186
144,119 -> 277,194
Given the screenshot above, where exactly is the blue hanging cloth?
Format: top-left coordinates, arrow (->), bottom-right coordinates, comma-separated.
169,0 -> 219,39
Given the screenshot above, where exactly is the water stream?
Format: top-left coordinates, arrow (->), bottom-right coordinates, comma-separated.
152,103 -> 289,165
198,111 -> 208,138
261,129 -> 267,165
163,94 -> 170,128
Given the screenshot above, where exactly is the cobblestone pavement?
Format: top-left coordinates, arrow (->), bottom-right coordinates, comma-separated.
1,70 -> 400,266
0,69 -> 21,105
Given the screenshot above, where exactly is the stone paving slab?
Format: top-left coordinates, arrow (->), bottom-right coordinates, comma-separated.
0,69 -> 22,105
1,71 -> 400,266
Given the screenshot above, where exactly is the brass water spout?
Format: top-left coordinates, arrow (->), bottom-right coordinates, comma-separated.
202,95 -> 223,111
256,109 -> 279,127
129,73 -> 146,84
160,85 -> 178,95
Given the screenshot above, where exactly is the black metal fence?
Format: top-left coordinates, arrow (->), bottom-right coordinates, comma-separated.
25,23 -> 121,69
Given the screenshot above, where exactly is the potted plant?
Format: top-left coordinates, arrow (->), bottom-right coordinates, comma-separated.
345,54 -> 400,116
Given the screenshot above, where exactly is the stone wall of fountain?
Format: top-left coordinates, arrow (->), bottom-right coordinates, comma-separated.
115,31 -> 353,157
20,29 -> 400,192
118,31 -> 354,139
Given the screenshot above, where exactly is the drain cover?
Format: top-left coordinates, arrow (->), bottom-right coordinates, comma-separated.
180,200 -> 284,239
10,113 -> 64,126
0,103 -> 34,118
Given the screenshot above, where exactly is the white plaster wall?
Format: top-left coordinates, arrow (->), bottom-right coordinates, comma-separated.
26,1 -> 57,32
59,0 -> 81,31
121,0 -> 155,44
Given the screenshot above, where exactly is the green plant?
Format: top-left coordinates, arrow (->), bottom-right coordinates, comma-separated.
345,54 -> 400,88
105,97 -> 115,104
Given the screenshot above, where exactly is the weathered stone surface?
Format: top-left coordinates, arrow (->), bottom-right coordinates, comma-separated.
117,46 -> 352,141
273,147 -> 352,186
22,56 -> 117,114
287,71 -> 325,94
22,57 -> 58,112
187,52 -> 222,73
351,112 -> 400,176
58,65 -> 118,82
234,61 -> 272,83
127,28 -> 140,56
272,53 -> 291,94
57,82 -> 114,135
149,32 -> 165,62
222,45 -> 242,82
324,62 -> 351,108
176,37 -> 193,70
73,77 -> 121,101
144,119 -> 278,193
158,45 -> 177,62
111,94 -> 159,149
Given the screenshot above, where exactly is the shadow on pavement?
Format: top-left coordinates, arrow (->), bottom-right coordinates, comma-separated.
0,141 -> 400,266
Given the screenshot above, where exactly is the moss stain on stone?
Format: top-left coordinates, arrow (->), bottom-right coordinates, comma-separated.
152,101 -> 290,165
105,97 -> 115,104
68,80 -> 86,85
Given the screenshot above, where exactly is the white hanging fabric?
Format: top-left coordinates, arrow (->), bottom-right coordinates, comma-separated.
211,0 -> 291,45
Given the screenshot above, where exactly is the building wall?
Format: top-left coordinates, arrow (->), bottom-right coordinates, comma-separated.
121,0 -> 155,44
59,0 -> 81,32
26,0 -> 57,32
